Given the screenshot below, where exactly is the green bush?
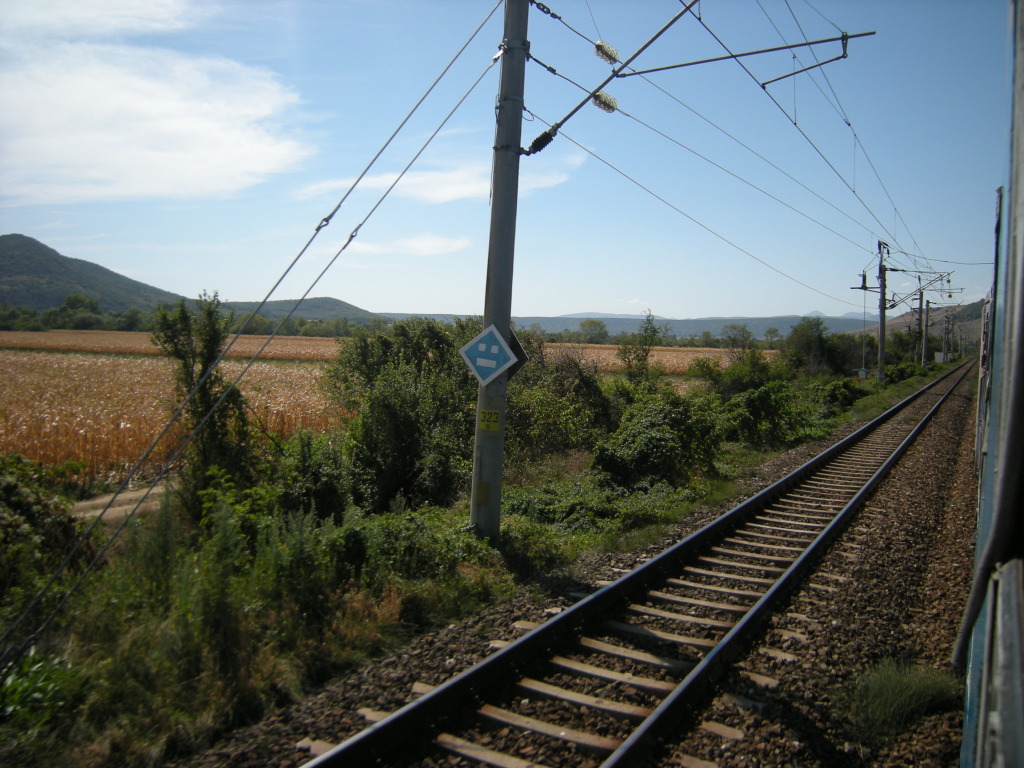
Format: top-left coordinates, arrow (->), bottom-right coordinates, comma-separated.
348,507 -> 512,624
615,310 -> 665,385
502,481 -> 620,534
345,362 -> 473,514
506,387 -> 597,460
274,431 -> 349,520
810,378 -> 871,419
503,336 -> 612,464
592,393 -> 721,488
496,514 -> 575,577
36,491 -> 411,765
718,348 -> 775,396
884,361 -> 930,384
326,318 -> 478,514
500,478 -> 701,566
687,356 -> 723,385
0,455 -> 91,637
355,507 -> 496,585
722,380 -> 827,446
611,481 -> 705,533
153,293 -> 256,520
0,647 -> 86,766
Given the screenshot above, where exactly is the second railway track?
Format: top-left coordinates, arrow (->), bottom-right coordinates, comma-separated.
300,364 -> 973,768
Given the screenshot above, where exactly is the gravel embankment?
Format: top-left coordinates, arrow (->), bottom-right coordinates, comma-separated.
658,379 -> 977,767
170,378 -> 977,768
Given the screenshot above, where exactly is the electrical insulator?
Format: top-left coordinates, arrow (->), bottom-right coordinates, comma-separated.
594,41 -> 619,64
592,91 -> 617,113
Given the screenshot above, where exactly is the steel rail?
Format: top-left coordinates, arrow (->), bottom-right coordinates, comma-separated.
603,361 -> 975,765
304,363 -> 972,768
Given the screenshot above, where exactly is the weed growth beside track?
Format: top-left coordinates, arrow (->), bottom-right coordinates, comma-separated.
1,323 -> 954,767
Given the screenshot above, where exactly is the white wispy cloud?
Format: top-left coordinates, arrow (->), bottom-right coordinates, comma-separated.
295,164 -> 489,205
294,154 -> 587,205
0,1 -> 310,205
0,0 -> 206,37
347,232 -> 472,257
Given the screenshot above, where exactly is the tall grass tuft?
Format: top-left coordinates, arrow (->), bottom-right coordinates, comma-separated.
847,659 -> 961,746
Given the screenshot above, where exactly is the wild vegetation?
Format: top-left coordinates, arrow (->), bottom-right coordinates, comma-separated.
846,659 -> 961,747
0,349 -> 334,483
0,298 -> 951,767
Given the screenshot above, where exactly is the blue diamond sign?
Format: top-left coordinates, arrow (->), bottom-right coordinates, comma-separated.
460,324 -> 519,386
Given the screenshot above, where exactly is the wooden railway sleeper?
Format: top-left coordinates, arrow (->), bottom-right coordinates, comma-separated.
662,577 -> 764,601
745,521 -> 817,538
549,655 -> 678,696
749,514 -> 824,529
695,556 -> 787,575
732,528 -> 811,545
627,603 -> 735,630
516,678 -> 653,721
477,703 -> 622,755
578,635 -> 691,674
761,506 -> 835,521
682,566 -> 776,586
710,545 -> 797,565
646,589 -> 751,615
723,535 -> 804,553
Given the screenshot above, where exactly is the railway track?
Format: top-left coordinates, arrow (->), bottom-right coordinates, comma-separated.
303,365 -> 973,768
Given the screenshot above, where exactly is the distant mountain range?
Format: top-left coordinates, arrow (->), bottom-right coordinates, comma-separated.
382,313 -> 875,338
0,233 -> 979,338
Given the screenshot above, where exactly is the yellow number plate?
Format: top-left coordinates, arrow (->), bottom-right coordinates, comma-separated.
479,409 -> 501,431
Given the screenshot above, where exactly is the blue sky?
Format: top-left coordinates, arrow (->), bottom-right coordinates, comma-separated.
0,0 -> 1011,321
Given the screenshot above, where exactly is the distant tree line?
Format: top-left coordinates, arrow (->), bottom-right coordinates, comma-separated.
532,313 -> 941,376
0,293 -> 384,337
530,317 -> 814,351
0,294 -> 145,332
226,311 -> 388,337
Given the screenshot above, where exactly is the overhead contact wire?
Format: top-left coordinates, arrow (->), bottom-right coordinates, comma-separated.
616,106 -> 870,254
760,0 -> 930,271
691,10 -> 905,255
536,0 -> 921,282
638,76 -> 880,244
527,36 -> 872,256
538,114 -> 858,307
529,0 -> 882,250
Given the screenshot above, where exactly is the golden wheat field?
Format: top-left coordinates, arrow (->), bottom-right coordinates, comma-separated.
553,343 -> 735,375
0,329 -> 341,360
0,331 -> 733,483
0,334 -> 339,482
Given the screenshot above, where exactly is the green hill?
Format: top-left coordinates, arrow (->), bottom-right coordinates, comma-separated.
0,234 -> 186,313
224,297 -> 380,322
0,234 -> 381,321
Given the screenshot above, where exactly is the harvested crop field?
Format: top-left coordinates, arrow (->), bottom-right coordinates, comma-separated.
0,331 -> 733,482
0,330 -> 341,361
552,343 -> 738,374
0,347 -> 335,482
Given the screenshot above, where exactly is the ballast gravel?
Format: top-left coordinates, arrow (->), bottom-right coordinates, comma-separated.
169,380 -> 977,768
